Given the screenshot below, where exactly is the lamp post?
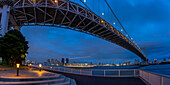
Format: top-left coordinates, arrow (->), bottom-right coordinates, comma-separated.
39,64 -> 42,72
16,64 -> 20,76
29,64 -> 32,68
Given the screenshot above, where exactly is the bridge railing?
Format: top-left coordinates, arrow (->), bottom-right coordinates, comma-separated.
140,70 -> 170,85
32,65 -> 139,77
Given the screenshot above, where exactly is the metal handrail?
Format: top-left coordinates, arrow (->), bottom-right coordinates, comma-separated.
140,70 -> 170,78
139,70 -> 170,85
32,65 -> 139,77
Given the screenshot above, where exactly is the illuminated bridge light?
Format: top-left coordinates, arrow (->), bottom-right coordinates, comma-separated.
31,0 -> 34,3
113,22 -> 116,25
84,0 -> 86,2
102,13 -> 104,15
101,20 -> 104,23
110,26 -> 113,29
54,0 -> 57,3
121,29 -> 123,31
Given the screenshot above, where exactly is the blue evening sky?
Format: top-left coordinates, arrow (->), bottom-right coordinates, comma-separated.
21,0 -> 170,64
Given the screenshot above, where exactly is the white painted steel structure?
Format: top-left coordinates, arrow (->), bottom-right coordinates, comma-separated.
0,0 -> 147,60
32,65 -> 140,77
140,70 -> 170,85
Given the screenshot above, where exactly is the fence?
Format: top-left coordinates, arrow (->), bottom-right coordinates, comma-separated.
140,70 -> 170,85
31,65 -> 170,85
32,65 -> 139,77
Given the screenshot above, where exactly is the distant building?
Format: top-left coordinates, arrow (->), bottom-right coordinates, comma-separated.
47,59 -> 50,64
51,59 -> 54,64
135,59 -> 137,64
112,63 -> 115,66
154,59 -> 157,64
44,62 -> 47,65
119,63 -> 121,66
164,58 -> 166,62
127,61 -> 131,65
66,58 -> 69,64
57,59 -> 60,64
55,59 -> 60,64
169,58 -> 170,62
90,62 -> 92,65
25,60 -> 36,64
123,62 -> 127,66
61,58 -> 65,64
109,63 -> 111,65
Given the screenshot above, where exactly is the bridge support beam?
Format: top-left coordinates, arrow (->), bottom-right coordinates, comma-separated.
13,26 -> 21,30
0,5 -> 10,37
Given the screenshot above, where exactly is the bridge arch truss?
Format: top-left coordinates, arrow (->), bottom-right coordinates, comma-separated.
0,0 -> 147,60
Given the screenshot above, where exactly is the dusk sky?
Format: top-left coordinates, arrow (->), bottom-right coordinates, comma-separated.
21,0 -> 170,64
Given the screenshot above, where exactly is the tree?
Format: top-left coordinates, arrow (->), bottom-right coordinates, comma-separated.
0,30 -> 29,66
0,37 -> 3,64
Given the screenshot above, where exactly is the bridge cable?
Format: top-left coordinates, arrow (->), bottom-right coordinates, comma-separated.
79,0 -> 92,11
104,0 -> 132,41
79,0 -> 145,58
104,0 -> 147,57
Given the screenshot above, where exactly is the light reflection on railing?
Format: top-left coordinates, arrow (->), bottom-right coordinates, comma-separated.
32,65 -> 140,77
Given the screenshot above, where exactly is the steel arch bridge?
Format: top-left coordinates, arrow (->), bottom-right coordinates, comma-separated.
0,0 -> 147,60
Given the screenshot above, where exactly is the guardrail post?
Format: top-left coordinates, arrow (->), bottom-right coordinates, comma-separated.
118,70 -> 120,77
80,69 -> 81,75
104,70 -> 105,77
142,70 -> 143,77
148,73 -> 149,83
91,70 -> 92,76
160,76 -> 164,85
134,69 -> 136,77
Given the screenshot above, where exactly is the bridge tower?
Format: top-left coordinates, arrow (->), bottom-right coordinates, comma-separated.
0,0 -> 14,37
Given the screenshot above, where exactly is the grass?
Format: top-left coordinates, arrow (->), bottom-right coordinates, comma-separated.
0,65 -> 15,71
0,65 -> 30,71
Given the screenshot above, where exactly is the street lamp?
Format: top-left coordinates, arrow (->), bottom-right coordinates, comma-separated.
16,64 -> 20,76
29,64 -> 32,68
39,64 -> 42,72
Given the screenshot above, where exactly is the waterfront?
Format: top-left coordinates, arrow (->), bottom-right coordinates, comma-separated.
0,0 -> 170,85
41,64 -> 170,77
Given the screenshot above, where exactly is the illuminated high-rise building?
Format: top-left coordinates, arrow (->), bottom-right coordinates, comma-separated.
47,59 -> 50,64
66,58 -> 69,64
51,59 -> 54,64
61,58 -> 64,64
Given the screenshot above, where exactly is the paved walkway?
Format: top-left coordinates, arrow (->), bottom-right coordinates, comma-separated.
47,69 -> 146,85
0,69 -> 60,79
0,69 -> 76,85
